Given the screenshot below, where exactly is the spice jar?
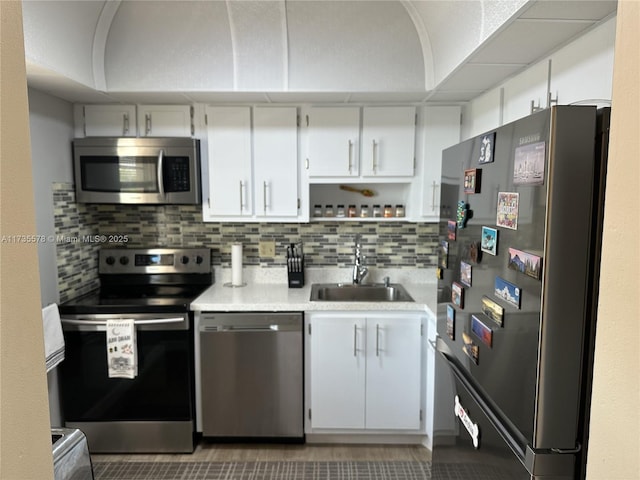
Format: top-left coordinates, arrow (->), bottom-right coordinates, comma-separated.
348,205 -> 357,218
324,204 -> 334,217
395,204 -> 405,217
372,205 -> 382,218
313,205 -> 323,217
360,205 -> 369,218
383,204 -> 394,218
336,204 -> 346,218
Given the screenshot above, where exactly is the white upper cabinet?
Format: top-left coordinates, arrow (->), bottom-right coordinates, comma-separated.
75,104 -> 192,137
361,106 -> 416,177
80,104 -> 137,137
253,107 -> 300,218
307,107 -> 360,177
138,105 -> 192,137
203,106 -> 302,222
420,106 -> 461,221
204,106 -> 253,218
306,106 -> 416,180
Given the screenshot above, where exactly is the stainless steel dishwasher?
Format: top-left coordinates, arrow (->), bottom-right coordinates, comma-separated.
199,312 -> 304,440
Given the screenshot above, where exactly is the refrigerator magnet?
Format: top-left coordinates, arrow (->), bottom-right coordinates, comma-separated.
447,305 -> 455,340
462,332 -> 479,365
464,168 -> 482,194
513,141 -> 546,185
481,295 -> 504,327
496,192 -> 519,230
494,277 -> 521,309
452,282 -> 465,309
478,132 -> 496,164
439,241 -> 449,269
469,241 -> 482,264
481,226 -> 498,255
456,200 -> 470,228
460,261 -> 472,287
447,220 -> 457,240
507,247 -> 543,280
471,315 -> 493,348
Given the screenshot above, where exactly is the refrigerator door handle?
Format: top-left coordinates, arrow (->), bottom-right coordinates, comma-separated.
436,340 -> 528,460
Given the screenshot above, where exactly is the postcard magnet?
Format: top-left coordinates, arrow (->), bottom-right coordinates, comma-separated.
514,141 -> 546,185
481,295 -> 505,327
460,261 -> 472,287
478,132 -> 496,164
439,241 -> 449,269
462,332 -> 479,365
464,169 -> 482,194
481,226 -> 498,256
452,282 -> 465,309
496,192 -> 519,230
507,248 -> 543,280
447,220 -> 457,241
471,315 -> 493,348
494,277 -> 521,309
447,305 -> 455,340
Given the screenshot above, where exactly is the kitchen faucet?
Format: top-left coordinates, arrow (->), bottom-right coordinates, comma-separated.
351,234 -> 368,285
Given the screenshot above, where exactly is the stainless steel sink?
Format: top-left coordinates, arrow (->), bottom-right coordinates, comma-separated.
310,283 -> 415,302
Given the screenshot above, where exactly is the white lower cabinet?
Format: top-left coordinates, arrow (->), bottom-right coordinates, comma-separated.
307,312 -> 423,432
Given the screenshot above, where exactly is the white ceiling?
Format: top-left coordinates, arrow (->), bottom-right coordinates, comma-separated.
23,0 -> 617,105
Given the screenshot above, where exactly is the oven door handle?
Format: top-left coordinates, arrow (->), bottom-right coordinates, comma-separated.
61,317 -> 186,331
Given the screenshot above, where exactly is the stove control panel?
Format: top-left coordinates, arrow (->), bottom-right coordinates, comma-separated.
99,248 -> 211,274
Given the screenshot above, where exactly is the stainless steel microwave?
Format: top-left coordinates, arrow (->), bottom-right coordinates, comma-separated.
72,137 -> 201,204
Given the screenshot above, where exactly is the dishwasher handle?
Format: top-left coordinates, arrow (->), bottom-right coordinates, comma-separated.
202,324 -> 280,332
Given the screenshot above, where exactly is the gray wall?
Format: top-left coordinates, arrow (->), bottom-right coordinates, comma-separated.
28,88 -> 74,306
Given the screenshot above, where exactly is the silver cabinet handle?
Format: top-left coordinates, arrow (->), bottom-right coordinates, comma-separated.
353,324 -> 358,357
145,113 -> 152,135
348,140 -> 353,173
263,181 -> 269,212
372,139 -> 378,174
376,324 -> 380,356
431,181 -> 440,212
123,113 -> 129,135
157,149 -> 165,196
239,181 -> 244,212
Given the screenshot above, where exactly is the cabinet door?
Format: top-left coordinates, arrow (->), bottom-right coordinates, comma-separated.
421,106 -> 461,220
138,105 -> 192,137
307,107 -> 360,177
365,315 -> 422,430
310,315 -> 366,429
254,107 -> 299,218
83,105 -> 136,137
361,107 -> 416,177
205,106 -> 252,217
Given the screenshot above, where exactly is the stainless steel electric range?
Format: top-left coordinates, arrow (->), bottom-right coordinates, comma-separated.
58,247 -> 212,453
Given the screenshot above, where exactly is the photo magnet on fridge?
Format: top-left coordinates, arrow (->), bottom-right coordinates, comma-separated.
452,282 -> 465,309
494,277 -> 521,309
471,315 -> 493,348
496,192 -> 519,230
513,141 -> 546,185
478,132 -> 496,164
447,220 -> 457,240
439,241 -> 449,269
481,226 -> 498,256
460,261 -> 472,287
462,332 -> 479,365
481,295 -> 505,327
447,305 -> 455,340
507,248 -> 543,280
464,168 -> 482,194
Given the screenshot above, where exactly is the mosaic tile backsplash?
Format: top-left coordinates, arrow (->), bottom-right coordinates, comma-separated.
53,183 -> 439,302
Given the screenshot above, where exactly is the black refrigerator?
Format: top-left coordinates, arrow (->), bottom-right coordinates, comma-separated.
432,106 -> 609,480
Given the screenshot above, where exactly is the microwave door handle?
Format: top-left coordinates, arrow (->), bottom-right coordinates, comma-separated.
157,149 -> 165,196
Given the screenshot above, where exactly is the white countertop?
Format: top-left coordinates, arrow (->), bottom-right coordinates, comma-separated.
191,267 -> 438,314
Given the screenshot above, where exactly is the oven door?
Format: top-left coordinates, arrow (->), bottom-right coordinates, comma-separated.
59,313 -> 195,452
